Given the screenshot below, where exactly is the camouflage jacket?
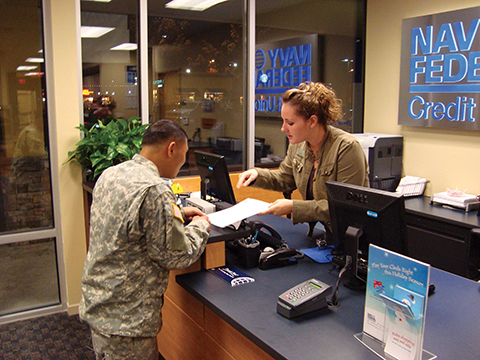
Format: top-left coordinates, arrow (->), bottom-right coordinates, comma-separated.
79,154 -> 209,337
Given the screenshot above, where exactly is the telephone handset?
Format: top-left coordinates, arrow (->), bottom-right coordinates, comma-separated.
246,221 -> 284,248
246,221 -> 304,270
258,247 -> 303,270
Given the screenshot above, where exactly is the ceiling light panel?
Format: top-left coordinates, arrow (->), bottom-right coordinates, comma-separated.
165,0 -> 228,11
25,58 -> 44,63
17,65 -> 38,71
81,26 -> 115,38
110,43 -> 138,51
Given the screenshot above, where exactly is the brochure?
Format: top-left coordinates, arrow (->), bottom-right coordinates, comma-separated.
361,244 -> 431,360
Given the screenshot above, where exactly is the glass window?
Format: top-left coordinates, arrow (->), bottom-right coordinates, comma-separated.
0,0 -> 53,234
254,0 -> 366,165
147,0 -> 246,176
0,238 -> 60,315
0,0 -> 60,318
80,0 -> 140,128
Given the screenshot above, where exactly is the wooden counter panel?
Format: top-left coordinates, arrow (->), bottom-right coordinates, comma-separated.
205,332 -> 237,360
157,295 -> 205,360
164,261 -> 204,327
204,307 -> 274,360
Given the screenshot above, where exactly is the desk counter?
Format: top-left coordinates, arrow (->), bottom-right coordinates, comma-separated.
177,215 -> 480,360
405,196 -> 480,279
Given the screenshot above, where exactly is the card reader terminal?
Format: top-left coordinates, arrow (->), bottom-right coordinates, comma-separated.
277,279 -> 332,318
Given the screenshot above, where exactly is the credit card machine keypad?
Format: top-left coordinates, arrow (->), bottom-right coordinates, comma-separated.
277,278 -> 332,318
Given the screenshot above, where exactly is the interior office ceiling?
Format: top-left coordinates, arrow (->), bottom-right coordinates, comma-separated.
81,0 -> 362,38
81,0 -> 311,23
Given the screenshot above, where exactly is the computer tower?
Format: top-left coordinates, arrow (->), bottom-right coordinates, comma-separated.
353,133 -> 403,192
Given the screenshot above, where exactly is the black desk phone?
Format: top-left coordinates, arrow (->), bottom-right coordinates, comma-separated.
247,221 -> 304,270
277,279 -> 332,319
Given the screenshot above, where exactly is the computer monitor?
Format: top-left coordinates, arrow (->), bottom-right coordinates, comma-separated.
326,180 -> 408,290
194,150 -> 236,205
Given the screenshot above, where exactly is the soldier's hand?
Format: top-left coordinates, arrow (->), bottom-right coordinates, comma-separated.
192,214 -> 211,232
183,206 -> 205,222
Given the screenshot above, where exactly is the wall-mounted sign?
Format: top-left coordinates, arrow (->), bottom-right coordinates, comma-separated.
399,6 -> 480,131
255,34 -> 321,117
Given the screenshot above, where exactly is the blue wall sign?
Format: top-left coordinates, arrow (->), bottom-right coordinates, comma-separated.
399,6 -> 480,131
255,34 -> 321,117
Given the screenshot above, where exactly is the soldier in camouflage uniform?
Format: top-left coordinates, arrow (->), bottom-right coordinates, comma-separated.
79,120 -> 211,360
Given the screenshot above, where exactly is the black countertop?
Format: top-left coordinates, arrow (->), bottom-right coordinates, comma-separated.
178,214 -> 480,360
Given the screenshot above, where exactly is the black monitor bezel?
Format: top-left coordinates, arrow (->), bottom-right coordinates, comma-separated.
194,150 -> 236,205
326,180 -> 408,289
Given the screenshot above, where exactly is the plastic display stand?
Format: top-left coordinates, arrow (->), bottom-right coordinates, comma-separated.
354,332 -> 436,360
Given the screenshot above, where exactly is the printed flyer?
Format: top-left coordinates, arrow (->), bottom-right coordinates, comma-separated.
362,244 -> 431,360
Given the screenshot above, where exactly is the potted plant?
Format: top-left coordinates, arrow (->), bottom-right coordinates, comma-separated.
65,117 -> 149,181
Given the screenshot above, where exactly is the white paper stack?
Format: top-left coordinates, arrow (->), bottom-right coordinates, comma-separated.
431,191 -> 480,211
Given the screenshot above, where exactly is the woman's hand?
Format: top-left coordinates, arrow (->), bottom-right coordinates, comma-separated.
258,199 -> 293,217
236,169 -> 259,188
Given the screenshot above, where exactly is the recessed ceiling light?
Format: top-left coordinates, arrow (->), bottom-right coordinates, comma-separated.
25,57 -> 44,63
81,26 -> 115,38
24,72 -> 44,77
17,65 -> 38,71
165,0 -> 228,11
110,43 -> 137,51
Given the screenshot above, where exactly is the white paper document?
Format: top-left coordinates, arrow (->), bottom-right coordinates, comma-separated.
207,198 -> 270,228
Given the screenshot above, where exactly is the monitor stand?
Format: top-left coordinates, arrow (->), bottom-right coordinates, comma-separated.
342,226 -> 366,291
200,177 -> 210,201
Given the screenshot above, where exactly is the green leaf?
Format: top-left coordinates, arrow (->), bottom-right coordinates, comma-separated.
65,117 -> 146,179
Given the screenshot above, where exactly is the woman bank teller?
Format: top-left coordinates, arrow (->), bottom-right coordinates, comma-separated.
236,82 -> 369,241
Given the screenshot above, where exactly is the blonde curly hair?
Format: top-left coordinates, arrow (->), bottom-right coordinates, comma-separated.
282,82 -> 343,126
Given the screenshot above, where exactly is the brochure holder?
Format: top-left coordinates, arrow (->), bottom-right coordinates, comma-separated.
356,244 -> 437,360
354,332 -> 436,360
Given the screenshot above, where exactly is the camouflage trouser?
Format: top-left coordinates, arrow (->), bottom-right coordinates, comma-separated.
91,328 -> 159,360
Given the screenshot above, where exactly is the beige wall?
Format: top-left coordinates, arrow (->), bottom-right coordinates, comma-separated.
48,0 -> 86,314
365,0 -> 480,196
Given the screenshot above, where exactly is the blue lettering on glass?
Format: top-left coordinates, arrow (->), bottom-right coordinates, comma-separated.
407,19 -> 480,123
298,44 -> 312,65
256,42 -> 313,113
255,49 -> 266,70
255,97 -> 276,112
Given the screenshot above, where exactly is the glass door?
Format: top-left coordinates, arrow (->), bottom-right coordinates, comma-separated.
0,0 -> 61,319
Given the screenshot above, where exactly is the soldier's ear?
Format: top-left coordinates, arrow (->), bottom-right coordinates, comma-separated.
166,141 -> 176,158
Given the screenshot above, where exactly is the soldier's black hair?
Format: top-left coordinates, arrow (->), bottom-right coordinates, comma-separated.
142,119 -> 188,146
